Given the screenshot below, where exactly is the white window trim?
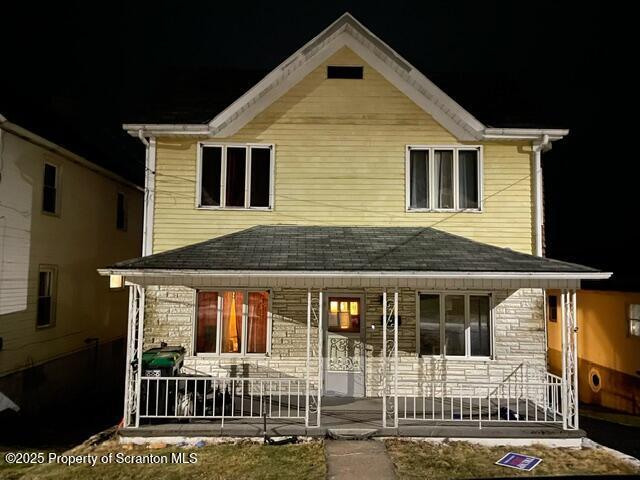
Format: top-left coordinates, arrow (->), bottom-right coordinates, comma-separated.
415,290 -> 494,360
42,161 -> 61,217
405,145 -> 483,213
196,142 -> 275,211
36,265 -> 58,329
193,288 -> 272,357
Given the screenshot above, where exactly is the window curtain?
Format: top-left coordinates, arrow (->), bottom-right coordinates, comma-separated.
459,150 -> 479,209
434,150 -> 453,208
409,150 -> 428,208
222,291 -> 243,353
247,291 -> 268,353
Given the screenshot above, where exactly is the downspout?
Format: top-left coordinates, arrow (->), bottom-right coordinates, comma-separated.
533,134 -> 550,257
138,130 -> 156,257
534,134 -> 551,379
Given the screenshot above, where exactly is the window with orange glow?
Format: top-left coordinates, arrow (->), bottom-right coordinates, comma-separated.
195,290 -> 269,354
328,297 -> 360,332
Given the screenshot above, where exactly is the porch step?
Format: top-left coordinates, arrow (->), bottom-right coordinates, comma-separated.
327,428 -> 378,440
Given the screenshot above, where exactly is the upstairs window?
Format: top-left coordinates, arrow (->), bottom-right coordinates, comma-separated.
407,146 -> 481,211
198,144 -> 273,209
42,163 -> 58,214
116,192 -> 127,231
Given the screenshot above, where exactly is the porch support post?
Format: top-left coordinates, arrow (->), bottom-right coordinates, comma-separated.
134,285 -> 145,428
393,289 -> 399,428
560,288 -> 579,430
305,289 -> 311,427
382,290 -> 387,427
316,290 -> 323,427
123,284 -> 135,427
123,284 -> 145,428
572,290 -> 579,429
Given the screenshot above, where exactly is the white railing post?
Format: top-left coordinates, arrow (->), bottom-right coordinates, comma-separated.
382,290 -> 387,427
305,289 -> 311,427
316,290 -> 323,427
394,289 -> 399,428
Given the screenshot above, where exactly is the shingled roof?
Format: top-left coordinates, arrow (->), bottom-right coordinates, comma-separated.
108,226 -> 601,275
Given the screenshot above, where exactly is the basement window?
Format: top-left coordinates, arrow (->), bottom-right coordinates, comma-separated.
407,146 -> 482,212
198,144 -> 273,209
327,65 -> 363,79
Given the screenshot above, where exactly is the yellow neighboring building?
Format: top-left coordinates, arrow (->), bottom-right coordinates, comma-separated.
547,289 -> 640,414
0,114 -> 143,414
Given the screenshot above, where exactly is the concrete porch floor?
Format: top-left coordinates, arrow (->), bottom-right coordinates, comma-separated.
120,396 -> 585,440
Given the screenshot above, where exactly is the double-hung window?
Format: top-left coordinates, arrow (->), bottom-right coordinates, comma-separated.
418,292 -> 492,357
37,266 -> 57,328
195,290 -> 270,355
629,304 -> 640,337
407,146 -> 481,211
198,144 -> 273,209
42,163 -> 59,214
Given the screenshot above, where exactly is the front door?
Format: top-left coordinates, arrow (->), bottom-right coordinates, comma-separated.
324,295 -> 365,397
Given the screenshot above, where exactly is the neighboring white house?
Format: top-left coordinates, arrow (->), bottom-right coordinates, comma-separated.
0,114 -> 143,414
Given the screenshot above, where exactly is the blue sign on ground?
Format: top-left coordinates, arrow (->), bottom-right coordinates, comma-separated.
495,452 -> 542,471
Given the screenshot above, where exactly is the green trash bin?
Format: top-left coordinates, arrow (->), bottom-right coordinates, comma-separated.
141,344 -> 186,377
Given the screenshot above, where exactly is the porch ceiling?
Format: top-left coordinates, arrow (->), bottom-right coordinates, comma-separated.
99,226 -> 609,289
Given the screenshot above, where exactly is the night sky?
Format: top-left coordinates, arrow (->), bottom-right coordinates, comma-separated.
2,1 -> 636,288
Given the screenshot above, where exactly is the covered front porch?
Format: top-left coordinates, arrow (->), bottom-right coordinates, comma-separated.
100,226 -> 609,438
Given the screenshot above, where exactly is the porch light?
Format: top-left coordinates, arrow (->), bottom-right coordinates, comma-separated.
109,275 -> 123,289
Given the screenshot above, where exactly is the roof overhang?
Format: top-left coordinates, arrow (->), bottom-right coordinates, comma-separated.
98,268 -> 611,280
122,13 -> 569,144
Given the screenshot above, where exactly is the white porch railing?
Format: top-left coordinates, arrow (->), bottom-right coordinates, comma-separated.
138,376 -> 308,425
397,372 -> 564,426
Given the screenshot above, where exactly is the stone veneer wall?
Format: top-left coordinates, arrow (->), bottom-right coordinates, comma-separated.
143,286 -> 546,396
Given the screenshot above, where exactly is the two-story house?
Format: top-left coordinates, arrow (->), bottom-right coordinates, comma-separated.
101,13 -> 610,440
0,114 -> 143,416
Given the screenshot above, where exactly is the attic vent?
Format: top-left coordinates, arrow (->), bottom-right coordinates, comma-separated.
327,66 -> 363,79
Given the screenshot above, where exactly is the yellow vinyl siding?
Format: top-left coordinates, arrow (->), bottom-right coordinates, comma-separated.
152,47 -> 534,254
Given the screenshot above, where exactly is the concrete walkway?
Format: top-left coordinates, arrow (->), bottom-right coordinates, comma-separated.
325,440 -> 396,480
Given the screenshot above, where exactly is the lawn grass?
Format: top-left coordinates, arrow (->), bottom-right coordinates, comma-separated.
0,440 -> 326,480
385,439 -> 640,479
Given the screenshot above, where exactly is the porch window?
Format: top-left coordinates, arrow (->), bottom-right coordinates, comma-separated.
418,292 -> 492,357
407,146 -> 481,211
629,304 -> 640,337
198,144 -> 273,209
195,290 -> 270,355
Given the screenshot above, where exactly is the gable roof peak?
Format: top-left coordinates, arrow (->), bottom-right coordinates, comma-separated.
123,12 -> 569,143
